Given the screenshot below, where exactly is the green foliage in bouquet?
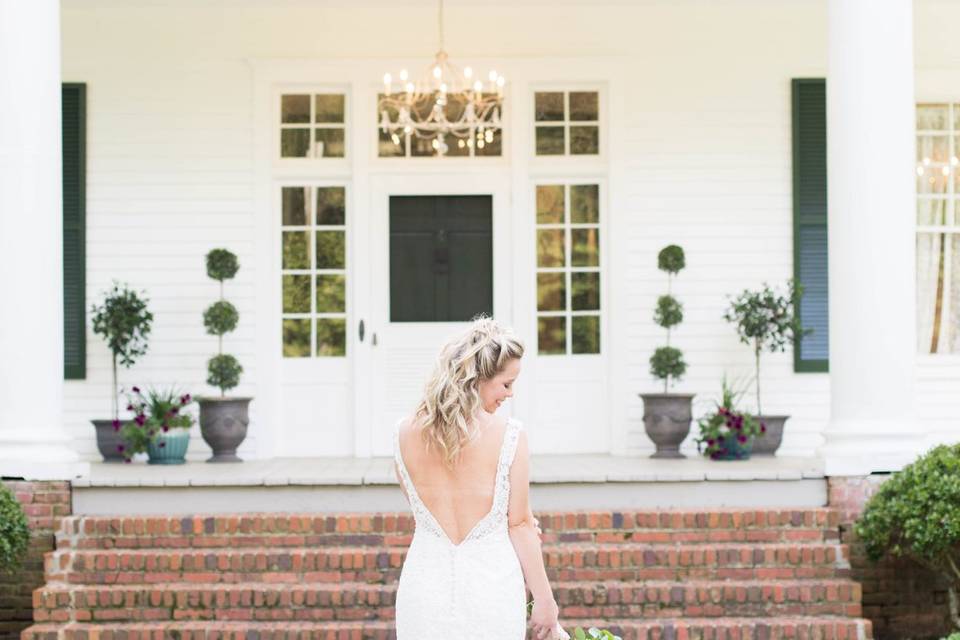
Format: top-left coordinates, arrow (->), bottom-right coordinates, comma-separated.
118,386 -> 195,462
204,249 -> 243,395
526,601 -> 622,640
649,245 -> 687,392
0,484 -> 30,574
695,377 -> 763,460
855,443 -> 960,629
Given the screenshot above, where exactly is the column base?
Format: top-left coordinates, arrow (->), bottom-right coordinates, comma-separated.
0,429 -> 89,480
818,417 -> 921,476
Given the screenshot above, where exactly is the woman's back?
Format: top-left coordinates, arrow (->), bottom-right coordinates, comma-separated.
397,414 -> 508,545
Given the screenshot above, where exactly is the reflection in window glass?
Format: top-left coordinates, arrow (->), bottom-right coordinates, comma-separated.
535,183 -> 601,355
280,92 -> 347,159
534,90 -> 599,157
281,95 -> 310,123
534,92 -> 565,121
315,94 -> 345,123
281,186 -> 348,358
570,126 -> 599,155
281,129 -> 311,158
314,129 -> 345,158
569,92 -> 599,121
536,126 -> 565,155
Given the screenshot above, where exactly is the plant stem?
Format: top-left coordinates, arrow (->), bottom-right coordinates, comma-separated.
754,339 -> 762,418
111,353 -> 118,420
949,584 -> 960,631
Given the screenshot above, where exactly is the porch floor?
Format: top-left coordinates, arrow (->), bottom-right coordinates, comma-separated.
71,455 -> 828,515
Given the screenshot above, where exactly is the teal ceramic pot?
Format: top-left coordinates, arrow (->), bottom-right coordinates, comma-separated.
147,428 -> 190,464
711,434 -> 753,461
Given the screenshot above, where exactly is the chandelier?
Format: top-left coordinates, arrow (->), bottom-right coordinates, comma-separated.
378,0 -> 504,157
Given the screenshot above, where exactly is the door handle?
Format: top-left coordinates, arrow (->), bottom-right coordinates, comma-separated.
358,319 -> 365,342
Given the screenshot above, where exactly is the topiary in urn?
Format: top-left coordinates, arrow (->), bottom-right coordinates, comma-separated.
640,245 -> 695,459
198,248 -> 251,463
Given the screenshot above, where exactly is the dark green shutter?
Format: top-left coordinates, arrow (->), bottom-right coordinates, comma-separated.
792,78 -> 828,372
62,83 -> 86,379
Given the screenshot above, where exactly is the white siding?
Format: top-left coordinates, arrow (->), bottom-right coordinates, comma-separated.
60,0 -> 960,460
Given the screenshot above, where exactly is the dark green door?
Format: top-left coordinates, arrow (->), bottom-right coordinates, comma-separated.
389,195 -> 493,322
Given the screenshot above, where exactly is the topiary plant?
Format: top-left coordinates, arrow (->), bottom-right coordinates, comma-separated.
0,484 -> 30,574
855,443 -> 960,630
91,282 -> 153,421
649,245 -> 687,391
722,280 -> 808,418
204,249 -> 243,396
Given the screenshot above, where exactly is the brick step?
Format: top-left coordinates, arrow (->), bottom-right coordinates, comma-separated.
32,579 -> 861,623
46,542 -> 850,585
56,509 -> 841,550
22,617 -> 874,640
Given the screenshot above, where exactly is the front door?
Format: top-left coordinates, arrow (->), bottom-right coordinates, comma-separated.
366,177 -> 514,455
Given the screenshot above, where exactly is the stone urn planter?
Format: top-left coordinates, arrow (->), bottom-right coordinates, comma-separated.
91,419 -> 126,462
147,428 -> 190,465
752,415 -> 789,456
198,397 -> 251,463
640,393 -> 695,458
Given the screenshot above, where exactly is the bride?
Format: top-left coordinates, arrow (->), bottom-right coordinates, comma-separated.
393,317 -> 566,640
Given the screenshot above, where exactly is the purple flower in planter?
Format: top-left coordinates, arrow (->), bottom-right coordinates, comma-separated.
132,386 -> 141,394
737,435 -> 747,444
123,458 -> 132,464
126,404 -> 134,411
180,394 -> 191,405
162,426 -> 170,433
134,414 -> 146,426
760,423 -> 767,434
112,419 -> 121,431
170,407 -> 179,415
159,441 -> 166,448
706,439 -> 715,446
116,444 -> 125,453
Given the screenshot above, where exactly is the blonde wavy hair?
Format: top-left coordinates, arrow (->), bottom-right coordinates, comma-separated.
413,316 -> 525,468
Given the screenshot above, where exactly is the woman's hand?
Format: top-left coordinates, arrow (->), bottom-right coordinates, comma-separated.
530,598 -> 561,640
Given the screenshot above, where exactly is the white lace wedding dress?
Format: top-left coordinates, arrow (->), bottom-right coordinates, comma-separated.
393,417 -> 527,639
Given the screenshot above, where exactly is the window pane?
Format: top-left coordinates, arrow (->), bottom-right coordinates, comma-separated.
572,315 -> 600,354
281,129 -> 311,158
282,187 -> 307,226
917,135 -> 949,164
282,231 -> 310,269
281,95 -> 310,123
571,272 -> 600,310
282,275 -> 311,313
534,92 -> 564,121
571,229 -> 600,267
445,94 -> 466,122
570,185 -> 599,223
316,231 -> 346,269
536,185 -> 564,224
538,316 -> 566,355
570,126 -> 599,155
316,187 -> 346,225
537,229 -> 565,268
569,92 -> 599,121
475,128 -> 502,156
315,94 -> 345,123
411,135 -> 437,157
536,126 -> 565,155
316,319 -> 347,357
917,104 -> 948,130
316,274 -> 346,313
537,272 -> 566,311
917,198 -> 949,226
315,128 -> 345,158
917,170 -> 950,199
282,319 -> 311,357
379,129 -> 405,157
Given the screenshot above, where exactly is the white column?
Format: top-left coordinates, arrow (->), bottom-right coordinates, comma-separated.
0,0 -> 87,480
820,0 -> 918,475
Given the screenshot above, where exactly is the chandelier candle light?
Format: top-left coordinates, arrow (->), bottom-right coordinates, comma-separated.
379,0 -> 504,157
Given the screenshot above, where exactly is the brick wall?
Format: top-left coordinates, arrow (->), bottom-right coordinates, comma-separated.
0,481 -> 71,640
829,476 -> 954,640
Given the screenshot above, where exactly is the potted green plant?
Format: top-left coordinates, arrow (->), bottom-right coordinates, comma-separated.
695,377 -> 762,460
855,443 -> 960,631
90,283 -> 153,462
640,245 -> 694,458
198,248 -> 251,463
0,483 -> 30,574
722,280 -> 808,455
118,387 -> 195,464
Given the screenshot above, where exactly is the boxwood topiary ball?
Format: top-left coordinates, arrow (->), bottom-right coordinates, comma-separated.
206,249 -> 239,282
657,245 -> 685,274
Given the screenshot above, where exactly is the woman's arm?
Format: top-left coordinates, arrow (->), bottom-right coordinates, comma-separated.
507,430 -> 559,639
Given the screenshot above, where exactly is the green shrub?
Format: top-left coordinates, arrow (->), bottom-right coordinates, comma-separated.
206,249 -> 239,281
649,245 -> 687,391
855,443 -> 960,630
207,354 -> 242,392
203,301 -> 239,336
203,249 -> 242,395
0,484 -> 30,574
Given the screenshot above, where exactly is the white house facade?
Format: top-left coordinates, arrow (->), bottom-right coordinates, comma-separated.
2,0 -> 960,481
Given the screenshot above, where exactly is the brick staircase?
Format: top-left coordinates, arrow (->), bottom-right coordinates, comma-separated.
23,509 -> 871,640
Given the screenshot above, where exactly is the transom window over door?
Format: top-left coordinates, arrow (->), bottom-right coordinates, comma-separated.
534,91 -> 600,156
377,94 -> 504,158
280,93 -> 346,158
280,186 -> 347,357
535,183 -> 601,354
916,103 -> 960,353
